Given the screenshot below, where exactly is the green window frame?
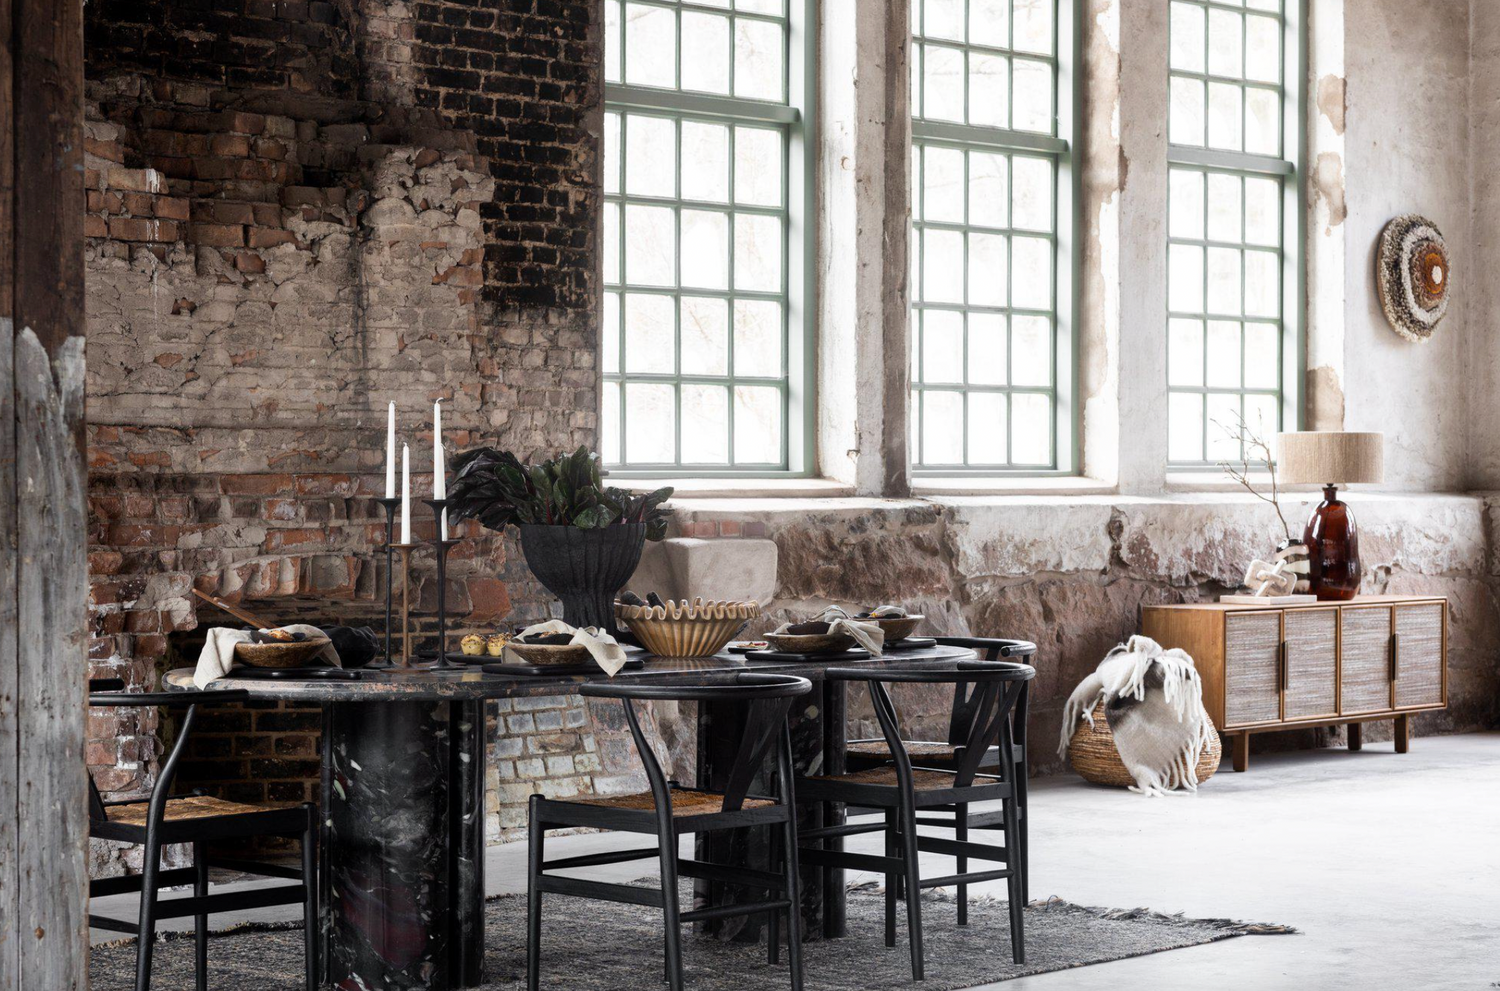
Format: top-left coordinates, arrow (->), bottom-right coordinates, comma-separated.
602,0 -> 816,476
1166,0 -> 1305,466
909,0 -> 1079,475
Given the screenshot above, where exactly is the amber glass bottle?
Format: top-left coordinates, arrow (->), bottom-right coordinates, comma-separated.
1304,484 -> 1361,600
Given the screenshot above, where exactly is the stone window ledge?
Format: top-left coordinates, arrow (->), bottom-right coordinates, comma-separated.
911,475 -> 1116,497
614,476 -> 857,499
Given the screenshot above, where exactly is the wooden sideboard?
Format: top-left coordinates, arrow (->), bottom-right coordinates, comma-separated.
1141,595 -> 1447,772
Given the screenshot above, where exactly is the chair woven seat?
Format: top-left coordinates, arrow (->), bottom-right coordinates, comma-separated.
105,795 -> 295,827
561,789 -> 773,816
847,741 -> 963,760
809,767 -> 986,790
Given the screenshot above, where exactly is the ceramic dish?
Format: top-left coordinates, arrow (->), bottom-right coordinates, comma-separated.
617,598 -> 759,658
234,636 -> 332,669
505,641 -> 592,667
867,614 -> 923,643
763,631 -> 857,655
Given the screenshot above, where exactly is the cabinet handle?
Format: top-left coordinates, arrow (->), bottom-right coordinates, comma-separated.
1390,632 -> 1400,681
1279,640 -> 1289,693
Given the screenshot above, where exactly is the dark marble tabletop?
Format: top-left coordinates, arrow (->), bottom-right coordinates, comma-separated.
162,644 -> 978,703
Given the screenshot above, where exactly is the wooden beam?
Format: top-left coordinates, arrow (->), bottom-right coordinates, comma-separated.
0,0 -> 88,987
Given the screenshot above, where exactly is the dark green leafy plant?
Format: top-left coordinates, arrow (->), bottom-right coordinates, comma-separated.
447,446 -> 673,540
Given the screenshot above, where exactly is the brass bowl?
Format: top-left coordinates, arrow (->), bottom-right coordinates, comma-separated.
618,598 -> 759,659
506,641 -> 591,667
870,615 -> 923,642
233,636 -> 332,669
763,631 -> 857,655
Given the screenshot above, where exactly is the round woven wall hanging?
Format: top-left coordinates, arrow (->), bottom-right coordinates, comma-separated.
1376,214 -> 1449,343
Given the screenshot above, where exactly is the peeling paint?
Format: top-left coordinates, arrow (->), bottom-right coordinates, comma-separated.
1306,364 -> 1346,432
1316,73 -> 1346,135
1311,152 -> 1346,231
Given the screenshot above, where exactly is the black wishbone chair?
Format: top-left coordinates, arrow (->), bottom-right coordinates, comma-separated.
527,673 -> 812,991
796,658 -> 1036,981
87,679 -> 318,991
845,637 -> 1037,900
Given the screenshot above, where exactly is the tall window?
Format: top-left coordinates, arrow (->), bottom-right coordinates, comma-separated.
911,0 -> 1075,473
602,0 -> 812,473
1167,0 -> 1301,464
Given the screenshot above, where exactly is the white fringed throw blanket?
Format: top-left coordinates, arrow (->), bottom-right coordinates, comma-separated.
1057,635 -> 1215,796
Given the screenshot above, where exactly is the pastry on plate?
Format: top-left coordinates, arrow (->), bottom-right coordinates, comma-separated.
460,633 -> 486,655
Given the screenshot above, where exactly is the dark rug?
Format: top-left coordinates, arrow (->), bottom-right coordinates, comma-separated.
91,883 -> 1294,990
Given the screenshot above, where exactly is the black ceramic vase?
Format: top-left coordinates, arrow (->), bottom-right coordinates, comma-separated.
518,523 -> 645,634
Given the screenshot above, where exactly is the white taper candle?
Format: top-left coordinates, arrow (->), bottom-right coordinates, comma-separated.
432,399 -> 446,499
401,444 -> 411,544
385,401 -> 396,498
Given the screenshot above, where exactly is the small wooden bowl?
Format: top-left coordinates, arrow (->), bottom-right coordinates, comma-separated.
869,615 -> 923,642
234,636 -> 332,669
506,641 -> 591,667
763,631 -> 857,655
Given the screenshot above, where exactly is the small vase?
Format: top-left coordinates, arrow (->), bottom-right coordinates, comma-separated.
518,523 -> 646,634
1273,538 -> 1311,593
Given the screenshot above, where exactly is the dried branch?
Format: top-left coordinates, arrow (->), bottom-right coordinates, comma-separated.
1213,409 -> 1292,542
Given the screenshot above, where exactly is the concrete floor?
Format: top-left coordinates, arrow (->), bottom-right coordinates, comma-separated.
94,732 -> 1500,989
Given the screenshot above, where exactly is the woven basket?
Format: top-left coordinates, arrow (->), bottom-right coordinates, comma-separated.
1068,701 -> 1222,788
617,598 -> 759,659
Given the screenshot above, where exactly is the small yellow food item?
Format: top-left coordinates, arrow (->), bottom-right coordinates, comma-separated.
460,634 -> 485,656
486,633 -> 511,656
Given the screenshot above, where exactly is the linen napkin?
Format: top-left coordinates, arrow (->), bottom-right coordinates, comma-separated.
776,606 -> 886,656
194,624 -> 341,688
507,620 -> 629,676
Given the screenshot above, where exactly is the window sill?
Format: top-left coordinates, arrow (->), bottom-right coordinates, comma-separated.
911,475 -> 1116,498
615,476 -> 857,499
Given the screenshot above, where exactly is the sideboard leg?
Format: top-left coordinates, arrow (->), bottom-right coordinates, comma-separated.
1231,732 -> 1249,772
1394,714 -> 1412,753
1347,723 -> 1363,751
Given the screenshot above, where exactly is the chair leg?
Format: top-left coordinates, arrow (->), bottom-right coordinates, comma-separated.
527,801 -> 545,991
779,806 -> 805,991
898,800 -> 925,981
883,808 -> 897,948
657,825 -> 685,991
955,803 -> 968,927
193,841 -> 208,991
1016,759 -> 1030,904
301,811 -> 319,991
135,839 -> 163,991
1002,793 -> 1025,965
767,828 -> 780,965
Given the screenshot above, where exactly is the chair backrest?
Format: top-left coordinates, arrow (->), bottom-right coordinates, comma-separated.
582,673 -> 811,813
827,659 -> 1035,787
934,638 -> 1037,750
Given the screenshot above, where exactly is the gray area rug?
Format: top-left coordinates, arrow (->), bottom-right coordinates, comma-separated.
91,883 -> 1294,990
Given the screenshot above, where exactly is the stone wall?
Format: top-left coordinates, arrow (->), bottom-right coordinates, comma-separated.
660,493 -> 1500,772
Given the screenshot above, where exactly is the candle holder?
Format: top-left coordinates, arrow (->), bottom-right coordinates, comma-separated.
392,542 -> 419,668
423,498 -> 460,669
370,496 -> 401,669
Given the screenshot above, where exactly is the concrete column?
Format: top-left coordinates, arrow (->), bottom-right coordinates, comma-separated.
1305,0 -> 1346,432
817,0 -> 912,497
1080,0 -> 1169,492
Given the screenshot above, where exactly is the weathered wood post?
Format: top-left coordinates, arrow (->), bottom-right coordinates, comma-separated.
0,1 -> 89,988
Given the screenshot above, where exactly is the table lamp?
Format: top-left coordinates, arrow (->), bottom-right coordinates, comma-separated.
1275,431 -> 1384,600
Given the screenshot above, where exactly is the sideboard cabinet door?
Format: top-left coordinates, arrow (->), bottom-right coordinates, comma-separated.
1224,612 -> 1281,726
1283,607 -> 1338,720
1340,605 -> 1393,714
1393,602 -> 1444,708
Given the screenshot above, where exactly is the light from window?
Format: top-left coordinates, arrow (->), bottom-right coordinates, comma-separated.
603,0 -> 795,470
1167,0 -> 1292,464
911,0 -> 1064,470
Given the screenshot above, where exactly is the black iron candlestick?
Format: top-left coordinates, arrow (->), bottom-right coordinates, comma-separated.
423,498 -> 460,668
371,496 -> 401,669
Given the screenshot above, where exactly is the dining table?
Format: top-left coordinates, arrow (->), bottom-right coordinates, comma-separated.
164,641 -> 977,991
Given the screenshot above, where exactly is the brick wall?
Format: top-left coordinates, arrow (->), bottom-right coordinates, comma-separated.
82,0 -> 610,873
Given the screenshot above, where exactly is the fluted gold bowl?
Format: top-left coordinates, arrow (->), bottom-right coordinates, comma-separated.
617,598 -> 760,659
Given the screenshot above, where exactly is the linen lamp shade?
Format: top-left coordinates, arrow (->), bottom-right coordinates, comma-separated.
1275,432 -> 1384,486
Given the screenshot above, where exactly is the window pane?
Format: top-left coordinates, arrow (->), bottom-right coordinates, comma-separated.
1010,236 -> 1051,310
1245,15 -> 1280,83
1243,322 -> 1280,389
1168,392 -> 1205,462
604,112 -> 622,195
1011,59 -> 1053,133
1244,176 -> 1280,246
969,0 -> 1010,48
602,380 -> 622,463
625,204 -> 676,286
1245,86 -> 1280,156
968,393 -> 1009,464
1012,0 -> 1053,55
625,383 -> 676,463
923,228 -> 965,304
922,391 -> 965,464
1206,319 -> 1241,388
626,115 -> 676,198
1010,394 -> 1051,464
1010,315 -> 1051,386
922,309 -> 965,383
680,209 -> 729,290
1169,77 -> 1206,146
682,12 -> 731,93
923,44 -> 966,122
968,313 -> 1007,385
735,127 -> 783,206
733,299 -> 783,377
968,53 -> 1009,128
681,121 -> 730,202
1168,243 -> 1204,313
1207,81 -> 1242,150
1244,249 -> 1279,317
1206,246 -> 1241,315
1170,2 -> 1206,72
625,293 -> 675,373
603,291 -> 622,374
968,233 -> 1008,307
1011,156 -> 1052,231
603,202 -> 621,284
681,296 -> 729,376
735,17 -> 784,101
734,213 -> 781,292
625,2 -> 676,88
1169,168 -> 1205,240
733,385 -> 782,463
923,145 -> 966,223
1243,392 -> 1279,438
1208,8 -> 1243,78
681,385 -> 730,463
1168,318 -> 1205,387
968,151 -> 1008,228
1206,173 -> 1242,242
1206,393 -> 1241,460
606,0 -> 623,83
924,0 -> 965,42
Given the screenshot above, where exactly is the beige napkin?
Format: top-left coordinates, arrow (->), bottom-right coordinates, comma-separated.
194,624 -> 341,688
506,620 -> 629,676
776,606 -> 886,656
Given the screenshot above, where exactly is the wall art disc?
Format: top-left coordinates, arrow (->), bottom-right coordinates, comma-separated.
1376,214 -> 1449,343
